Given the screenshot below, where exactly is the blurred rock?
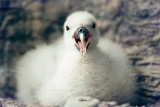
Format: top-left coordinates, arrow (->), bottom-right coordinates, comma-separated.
113,0 -> 160,104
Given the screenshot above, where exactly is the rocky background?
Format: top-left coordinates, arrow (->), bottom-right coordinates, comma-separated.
0,0 -> 160,106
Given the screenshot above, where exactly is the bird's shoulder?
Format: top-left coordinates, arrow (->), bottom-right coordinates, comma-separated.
98,38 -> 127,58
17,38 -> 64,66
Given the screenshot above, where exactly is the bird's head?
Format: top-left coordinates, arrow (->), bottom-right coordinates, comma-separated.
64,11 -> 99,56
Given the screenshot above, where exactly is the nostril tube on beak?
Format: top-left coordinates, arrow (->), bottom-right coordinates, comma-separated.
78,27 -> 89,35
79,28 -> 83,32
74,27 -> 89,38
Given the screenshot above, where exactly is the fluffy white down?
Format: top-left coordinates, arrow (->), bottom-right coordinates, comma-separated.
16,11 -> 137,107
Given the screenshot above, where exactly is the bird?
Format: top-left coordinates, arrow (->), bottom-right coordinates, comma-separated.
15,11 -> 137,107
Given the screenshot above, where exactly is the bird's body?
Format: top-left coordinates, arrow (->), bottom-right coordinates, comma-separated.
16,11 -> 137,106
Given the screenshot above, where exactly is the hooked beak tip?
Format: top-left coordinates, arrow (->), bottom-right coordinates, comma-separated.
80,33 -> 85,45
81,51 -> 86,56
72,31 -> 91,56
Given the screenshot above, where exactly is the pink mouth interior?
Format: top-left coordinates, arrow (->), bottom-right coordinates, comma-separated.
72,34 -> 91,55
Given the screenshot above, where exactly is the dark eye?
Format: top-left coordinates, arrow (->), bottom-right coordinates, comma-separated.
92,23 -> 96,28
66,26 -> 70,31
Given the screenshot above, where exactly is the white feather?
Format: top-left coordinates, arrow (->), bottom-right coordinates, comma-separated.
16,11 -> 137,106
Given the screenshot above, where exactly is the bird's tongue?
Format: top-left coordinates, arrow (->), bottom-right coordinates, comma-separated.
78,41 -> 87,56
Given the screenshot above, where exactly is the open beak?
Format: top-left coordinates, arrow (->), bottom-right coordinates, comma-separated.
72,27 -> 91,56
